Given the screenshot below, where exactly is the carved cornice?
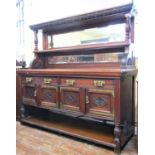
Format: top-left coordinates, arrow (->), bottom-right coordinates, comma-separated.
30,3 -> 133,34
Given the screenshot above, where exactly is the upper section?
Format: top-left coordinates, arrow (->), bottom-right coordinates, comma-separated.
28,3 -> 136,70
30,3 -> 134,34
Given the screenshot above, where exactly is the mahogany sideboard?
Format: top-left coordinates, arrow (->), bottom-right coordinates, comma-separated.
17,3 -> 137,153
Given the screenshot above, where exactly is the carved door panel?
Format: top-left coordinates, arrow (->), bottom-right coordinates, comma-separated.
86,88 -> 115,119
60,87 -> 85,113
22,83 -> 37,106
40,85 -> 59,109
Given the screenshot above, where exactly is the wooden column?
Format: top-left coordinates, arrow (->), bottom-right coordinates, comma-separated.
42,32 -> 48,50
114,79 -> 121,154
125,14 -> 131,43
34,30 -> 38,51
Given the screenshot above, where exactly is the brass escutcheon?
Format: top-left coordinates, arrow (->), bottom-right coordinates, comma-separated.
26,77 -> 32,83
66,80 -> 75,86
44,78 -> 52,84
94,80 -> 105,87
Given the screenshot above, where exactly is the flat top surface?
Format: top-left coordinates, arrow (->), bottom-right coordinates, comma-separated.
16,67 -> 137,77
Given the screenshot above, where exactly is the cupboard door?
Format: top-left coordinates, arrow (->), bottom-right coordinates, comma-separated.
22,83 -> 37,106
40,85 -> 59,109
60,87 -> 85,113
86,88 -> 114,120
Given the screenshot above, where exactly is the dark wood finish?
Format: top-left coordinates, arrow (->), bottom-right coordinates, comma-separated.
16,60 -> 26,120
17,3 -> 136,154
17,68 -> 137,77
16,74 -> 22,120
60,86 -> 85,114
86,88 -> 115,120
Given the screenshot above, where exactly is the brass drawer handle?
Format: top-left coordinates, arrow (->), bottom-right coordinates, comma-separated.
44,78 -> 52,84
26,77 -> 32,83
66,80 -> 75,86
94,80 -> 105,87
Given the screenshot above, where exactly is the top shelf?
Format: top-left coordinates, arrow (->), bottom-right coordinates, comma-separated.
30,3 -> 134,34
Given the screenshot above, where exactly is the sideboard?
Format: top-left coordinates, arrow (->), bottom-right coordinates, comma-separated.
17,3 -> 137,153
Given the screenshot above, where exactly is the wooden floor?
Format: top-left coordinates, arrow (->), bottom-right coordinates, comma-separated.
16,121 -> 138,155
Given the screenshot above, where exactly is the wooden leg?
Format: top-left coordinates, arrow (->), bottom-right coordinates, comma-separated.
114,125 -> 121,154
21,104 -> 26,119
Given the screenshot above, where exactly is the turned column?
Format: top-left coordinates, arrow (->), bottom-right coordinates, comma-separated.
114,125 -> 121,154
34,30 -> 38,51
21,104 -> 26,119
125,13 -> 131,43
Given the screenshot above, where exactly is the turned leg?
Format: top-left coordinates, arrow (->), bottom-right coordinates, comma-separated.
114,125 -> 121,154
21,104 -> 26,119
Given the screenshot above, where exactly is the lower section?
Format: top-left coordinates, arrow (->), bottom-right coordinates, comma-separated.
21,105 -> 134,153
21,115 -> 115,148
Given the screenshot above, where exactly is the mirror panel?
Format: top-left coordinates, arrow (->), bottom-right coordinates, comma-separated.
48,24 -> 126,48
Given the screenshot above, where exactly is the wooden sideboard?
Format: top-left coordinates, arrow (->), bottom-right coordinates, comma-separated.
17,3 -> 137,153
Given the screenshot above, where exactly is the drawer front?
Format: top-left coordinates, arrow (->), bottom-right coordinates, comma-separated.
23,77 -> 58,85
60,87 -> 85,113
40,85 -> 59,109
41,77 -> 59,86
86,88 -> 115,120
60,78 -> 114,89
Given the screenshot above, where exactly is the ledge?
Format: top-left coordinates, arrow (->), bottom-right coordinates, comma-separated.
16,67 -> 137,77
34,41 -> 129,55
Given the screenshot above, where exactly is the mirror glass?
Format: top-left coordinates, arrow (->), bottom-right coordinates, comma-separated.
48,23 -> 126,48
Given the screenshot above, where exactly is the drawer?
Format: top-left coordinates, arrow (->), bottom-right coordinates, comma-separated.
22,77 -> 59,85
22,77 -> 35,85
60,78 -> 114,88
41,77 -> 59,86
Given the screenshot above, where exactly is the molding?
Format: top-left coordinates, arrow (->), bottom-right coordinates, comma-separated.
30,4 -> 133,34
